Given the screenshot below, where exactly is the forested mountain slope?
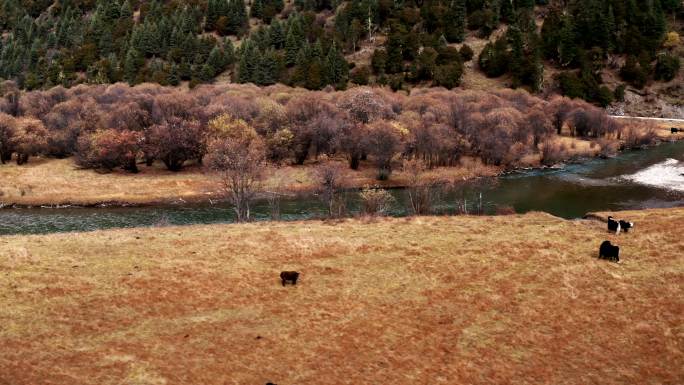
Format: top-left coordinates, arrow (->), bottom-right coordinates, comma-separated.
0,0 -> 682,111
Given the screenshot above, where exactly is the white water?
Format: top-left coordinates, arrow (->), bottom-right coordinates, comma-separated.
622,158 -> 684,192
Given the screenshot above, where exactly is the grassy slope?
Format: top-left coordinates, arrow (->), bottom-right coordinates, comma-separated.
1,208 -> 682,384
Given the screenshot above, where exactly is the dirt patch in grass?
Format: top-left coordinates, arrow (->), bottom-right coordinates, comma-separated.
1,208 -> 682,384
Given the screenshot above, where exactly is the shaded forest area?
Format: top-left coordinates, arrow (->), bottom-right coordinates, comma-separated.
0,0 -> 680,105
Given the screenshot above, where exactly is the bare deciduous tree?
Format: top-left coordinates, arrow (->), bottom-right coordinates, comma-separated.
206,116 -> 266,222
403,159 -> 443,215
315,162 -> 345,218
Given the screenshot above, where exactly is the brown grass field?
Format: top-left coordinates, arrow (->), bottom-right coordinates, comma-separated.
1,208 -> 683,384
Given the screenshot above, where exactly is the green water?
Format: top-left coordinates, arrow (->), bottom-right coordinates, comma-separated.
1,141 -> 683,235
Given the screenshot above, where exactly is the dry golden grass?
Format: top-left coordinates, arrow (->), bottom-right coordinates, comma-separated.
1,208 -> 682,384
0,157 -> 499,206
0,158 -> 221,206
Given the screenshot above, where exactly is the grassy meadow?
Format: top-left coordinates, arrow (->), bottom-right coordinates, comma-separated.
1,208 -> 682,384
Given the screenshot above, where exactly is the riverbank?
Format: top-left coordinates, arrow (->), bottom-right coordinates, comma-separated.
0,156 -> 500,207
1,207 -> 682,384
1,122 -> 681,208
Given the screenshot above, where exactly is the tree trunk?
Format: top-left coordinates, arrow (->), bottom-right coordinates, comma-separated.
162,155 -> 184,171
123,159 -> 139,173
16,153 -> 29,165
349,154 -> 360,170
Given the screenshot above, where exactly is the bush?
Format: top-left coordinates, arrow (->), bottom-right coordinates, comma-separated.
350,66 -> 370,85
76,129 -> 142,172
540,139 -> 568,166
557,72 -> 585,99
621,123 -> 658,149
654,54 -> 680,82
433,63 -> 463,89
459,44 -> 474,62
620,56 -> 648,89
359,186 -> 395,216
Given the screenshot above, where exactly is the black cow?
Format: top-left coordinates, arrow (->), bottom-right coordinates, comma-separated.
280,271 -> 299,286
607,216 -> 621,234
619,219 -> 634,233
672,127 -> 680,134
599,240 -> 620,262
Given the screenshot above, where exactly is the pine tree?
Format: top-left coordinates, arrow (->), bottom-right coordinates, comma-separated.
324,42 -> 349,88
251,0 -> 264,19
443,0 -> 466,43
270,20 -> 285,49
207,45 -> 226,74
558,17 -> 577,67
223,38 -> 236,65
385,29 -> 403,74
284,28 -> 299,67
227,0 -> 248,36
238,40 -> 258,83
168,63 -> 180,85
123,47 -> 144,84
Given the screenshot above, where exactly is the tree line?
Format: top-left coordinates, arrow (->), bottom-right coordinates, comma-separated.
0,81 -> 650,173
1,1 -> 679,105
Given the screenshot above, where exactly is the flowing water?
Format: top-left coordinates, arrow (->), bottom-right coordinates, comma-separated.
1,141 -> 683,235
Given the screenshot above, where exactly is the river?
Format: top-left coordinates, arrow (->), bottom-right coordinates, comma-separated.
1,141 -> 683,235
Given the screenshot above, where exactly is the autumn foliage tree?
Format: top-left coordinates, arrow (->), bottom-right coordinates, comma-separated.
0,113 -> 16,163
206,116 -> 266,222
11,118 -> 48,165
76,129 -> 142,173
146,117 -> 204,171
365,120 -> 404,180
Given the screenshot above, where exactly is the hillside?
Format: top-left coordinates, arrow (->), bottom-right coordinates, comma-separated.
0,0 -> 682,114
1,207 -> 683,384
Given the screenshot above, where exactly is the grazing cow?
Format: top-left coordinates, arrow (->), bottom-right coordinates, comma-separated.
672,127 -> 679,134
280,271 -> 299,286
607,216 -> 621,234
599,240 -> 620,262
618,219 -> 634,233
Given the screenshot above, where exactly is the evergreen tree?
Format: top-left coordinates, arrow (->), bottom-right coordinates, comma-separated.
324,42 -> 349,88
284,28 -> 299,67
238,40 -> 259,83
443,0 -> 466,43
123,47 -> 144,84
207,45 -> 226,74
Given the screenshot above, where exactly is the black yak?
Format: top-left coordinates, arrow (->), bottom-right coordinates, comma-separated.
599,240 -> 620,262
280,271 -> 299,286
607,216 -> 621,234
619,219 -> 634,232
